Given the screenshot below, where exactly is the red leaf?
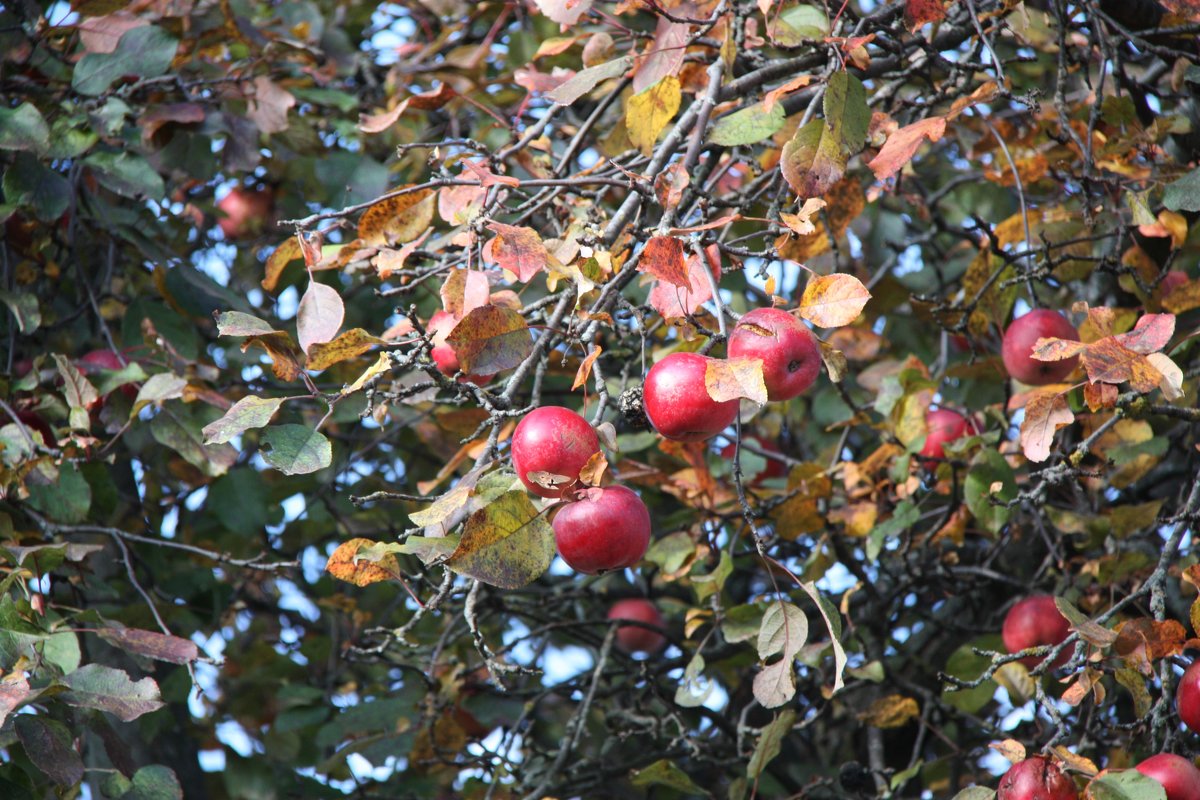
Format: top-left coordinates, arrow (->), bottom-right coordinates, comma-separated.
904,0 -> 946,31
1114,313 -> 1175,354
639,236 -> 689,289
462,160 -> 520,188
649,245 -> 720,319
867,116 -> 946,182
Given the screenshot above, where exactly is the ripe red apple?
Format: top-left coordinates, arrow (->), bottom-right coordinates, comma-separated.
643,352 -> 738,442
1000,309 -> 1080,386
1136,754 -> 1200,800
719,435 -> 787,483
1002,595 -> 1072,669
216,187 -> 274,239
511,406 -> 600,499
920,408 -> 974,467
997,757 -> 1077,800
553,485 -> 651,574
607,598 -> 666,655
427,311 -> 494,384
1176,661 -> 1200,733
726,307 -> 821,402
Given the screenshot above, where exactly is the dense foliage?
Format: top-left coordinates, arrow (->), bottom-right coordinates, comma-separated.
3,0 -> 1200,797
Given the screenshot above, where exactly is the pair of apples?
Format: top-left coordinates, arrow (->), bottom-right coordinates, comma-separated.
997,754 -> 1200,800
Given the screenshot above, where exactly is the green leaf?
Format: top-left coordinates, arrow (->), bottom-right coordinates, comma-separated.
630,759 -> 706,794
261,425 -> 333,476
0,289 -> 41,334
757,601 -> 808,659
201,396 -> 285,445
15,716 -> 84,787
83,152 -> 165,199
1163,166 -> 1200,212
770,6 -> 828,45
2,153 -> 71,222
867,500 -> 919,561
120,765 -> 184,800
446,490 -> 555,589
964,448 -> 1016,535
72,26 -> 179,96
644,530 -> 695,573
798,580 -> 847,693
709,102 -> 786,147
60,663 -> 165,722
823,71 -> 869,154
27,462 -> 92,524
131,373 -> 186,417
780,118 -> 846,198
1086,769 -> 1166,800
674,653 -> 714,707
150,404 -> 237,477
692,549 -> 732,601
722,604 -> 765,644
0,103 -> 50,154
214,311 -> 284,337
747,709 -> 795,780
951,788 -> 996,800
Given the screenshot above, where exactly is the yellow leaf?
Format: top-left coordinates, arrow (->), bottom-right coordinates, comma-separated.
989,739 -> 1026,764
343,352 -> 392,396
306,328 -> 388,372
626,76 -> 681,156
704,356 -> 768,405
326,538 -> 399,586
798,273 -> 871,328
263,236 -> 303,292
358,188 -> 436,246
857,694 -> 919,729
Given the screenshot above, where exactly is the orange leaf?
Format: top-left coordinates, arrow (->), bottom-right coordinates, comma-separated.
573,344 -> 602,391
1031,336 -> 1087,362
648,245 -> 720,319
445,305 -> 533,374
779,198 -> 827,236
639,236 -> 689,288
440,268 -> 490,320
1080,338 -> 1163,392
904,0 -> 946,31
867,116 -> 946,182
798,273 -> 871,327
763,74 -> 813,114
487,223 -> 551,283
1019,391 -> 1074,463
654,162 -> 689,213
326,538 -> 399,587
704,356 -> 768,405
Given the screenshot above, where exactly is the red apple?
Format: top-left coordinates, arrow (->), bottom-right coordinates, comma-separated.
511,406 -> 600,499
1176,661 -> 1200,733
720,435 -> 787,483
216,187 -> 274,239
13,410 -> 54,448
77,349 -> 138,402
997,757 -> 1077,800
553,485 -> 651,574
1136,754 -> 1200,800
726,307 -> 821,402
920,408 -> 974,467
1000,309 -> 1080,386
643,352 -> 738,442
607,598 -> 666,656
427,311 -> 494,384
1002,595 -> 1072,669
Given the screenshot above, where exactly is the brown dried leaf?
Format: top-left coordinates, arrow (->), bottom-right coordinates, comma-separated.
1019,391 -> 1074,463
779,198 -> 827,236
1081,338 -> 1163,392
578,450 -> 608,487
263,236 -> 303,292
573,345 -> 602,391
989,739 -> 1026,764
904,0 -> 946,31
358,98 -> 410,134
867,116 -> 947,182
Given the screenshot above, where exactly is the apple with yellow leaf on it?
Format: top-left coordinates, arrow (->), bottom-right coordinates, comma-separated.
1000,309 -> 1080,386
643,352 -> 738,442
510,406 -> 600,499
726,308 -> 821,402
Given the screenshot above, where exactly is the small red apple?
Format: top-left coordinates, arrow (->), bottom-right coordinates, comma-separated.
427,311 -> 494,384
1002,595 -> 1072,669
920,408 -> 975,467
1176,661 -> 1200,733
719,435 -> 787,483
1136,754 -> 1200,800
77,349 -> 138,403
1000,309 -> 1080,386
511,406 -> 600,499
216,187 -> 274,240
607,598 -> 666,656
726,307 -> 821,402
997,757 -> 1077,800
643,352 -> 738,442
553,485 -> 651,574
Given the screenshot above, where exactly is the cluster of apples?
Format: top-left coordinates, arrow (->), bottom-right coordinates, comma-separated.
995,596 -> 1200,800
509,406 -> 664,655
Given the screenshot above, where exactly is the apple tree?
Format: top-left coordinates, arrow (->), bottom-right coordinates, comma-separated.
3,0 -> 1200,797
